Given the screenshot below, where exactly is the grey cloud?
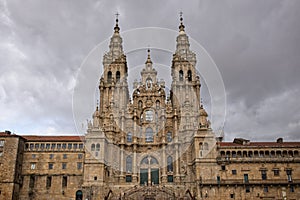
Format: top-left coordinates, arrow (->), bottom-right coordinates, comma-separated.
0,0 -> 299,142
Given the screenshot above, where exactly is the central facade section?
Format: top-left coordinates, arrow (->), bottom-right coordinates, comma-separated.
83,16 -> 215,200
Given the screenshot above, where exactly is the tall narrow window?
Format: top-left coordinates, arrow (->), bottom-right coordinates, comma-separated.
261,170 -> 267,180
116,71 -> 120,82
107,71 -> 112,83
167,156 -> 173,172
244,174 -> 249,183
126,156 -> 132,173
62,176 -> 67,188
96,143 -> 100,151
46,176 -> 52,188
29,175 -> 35,188
179,70 -> 184,81
166,132 -> 172,142
287,169 -> 292,182
145,127 -> 154,142
187,70 -> 192,81
127,133 -> 132,143
91,144 -> 95,151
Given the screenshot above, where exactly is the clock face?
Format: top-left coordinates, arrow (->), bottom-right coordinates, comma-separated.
145,110 -> 153,121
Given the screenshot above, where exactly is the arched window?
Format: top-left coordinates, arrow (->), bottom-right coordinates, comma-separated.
96,143 -> 100,151
146,78 -> 152,89
75,190 -> 83,200
166,132 -> 172,142
145,127 -> 154,142
91,144 -> 95,151
179,70 -> 184,81
127,133 -> 132,143
167,156 -> 173,172
116,71 -> 120,82
138,100 -> 143,109
126,156 -> 132,173
107,71 -> 112,83
187,70 -> 192,81
156,100 -> 160,109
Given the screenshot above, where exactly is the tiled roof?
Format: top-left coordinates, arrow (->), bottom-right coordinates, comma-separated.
22,135 -> 84,142
219,142 -> 300,147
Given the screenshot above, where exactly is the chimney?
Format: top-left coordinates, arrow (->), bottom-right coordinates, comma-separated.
277,138 -> 283,143
5,130 -> 11,135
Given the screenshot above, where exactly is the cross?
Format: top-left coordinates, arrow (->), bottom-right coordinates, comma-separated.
179,11 -> 183,18
115,12 -> 120,20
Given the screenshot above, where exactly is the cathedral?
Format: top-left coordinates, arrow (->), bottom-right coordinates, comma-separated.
0,16 -> 300,200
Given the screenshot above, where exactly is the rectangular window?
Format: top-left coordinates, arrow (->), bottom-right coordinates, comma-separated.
30,163 -> 36,170
63,154 -> 67,159
244,174 -> 249,183
287,170 -> 292,182
263,186 -> 268,193
217,176 -> 220,185
94,176 -> 97,181
46,176 -> 52,188
49,154 -> 54,159
32,154 -> 36,159
78,154 -> 83,159
62,143 -> 66,149
73,143 -> 78,149
48,163 -> 53,170
30,143 -> 34,150
40,143 -> 45,149
261,170 -> 267,180
0,140 -> 5,147
230,194 -> 235,198
290,185 -> 295,192
232,170 -> 237,175
62,163 -> 67,169
221,165 -> 226,170
29,175 -> 35,188
68,143 -> 72,149
79,143 -> 83,149
57,144 -> 61,149
274,169 -> 280,176
34,143 -> 39,149
167,175 -> 173,183
51,143 -> 56,149
62,176 -> 67,188
77,162 -> 82,170
126,175 -> 132,182
46,143 -> 50,149
245,186 -> 250,193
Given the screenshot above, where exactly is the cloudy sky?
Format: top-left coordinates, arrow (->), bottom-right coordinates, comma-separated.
1,0 -> 300,142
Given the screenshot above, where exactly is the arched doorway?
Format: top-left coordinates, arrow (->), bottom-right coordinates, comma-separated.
75,190 -> 83,200
140,156 -> 159,185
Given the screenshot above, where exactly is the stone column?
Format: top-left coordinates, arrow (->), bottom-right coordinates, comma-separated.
120,145 -> 125,182
132,144 -> 138,183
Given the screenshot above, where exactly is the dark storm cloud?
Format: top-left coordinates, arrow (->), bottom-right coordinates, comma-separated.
0,0 -> 299,141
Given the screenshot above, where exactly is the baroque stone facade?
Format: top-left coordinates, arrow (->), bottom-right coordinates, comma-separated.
0,16 -> 300,200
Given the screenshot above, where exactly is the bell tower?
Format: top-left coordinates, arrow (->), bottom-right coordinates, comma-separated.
98,14 -> 129,116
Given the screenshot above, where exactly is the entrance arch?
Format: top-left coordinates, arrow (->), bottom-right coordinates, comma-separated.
140,156 -> 159,185
75,190 -> 83,200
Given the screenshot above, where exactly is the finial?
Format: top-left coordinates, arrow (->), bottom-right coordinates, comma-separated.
179,11 -> 185,32
114,12 -> 120,33
145,48 -> 152,64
